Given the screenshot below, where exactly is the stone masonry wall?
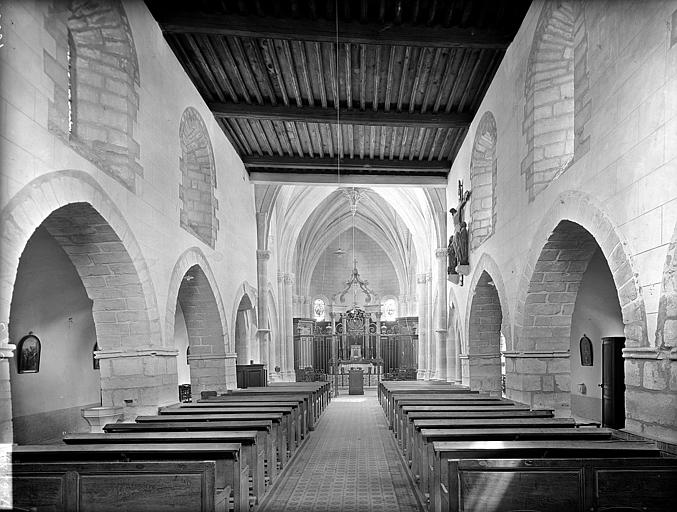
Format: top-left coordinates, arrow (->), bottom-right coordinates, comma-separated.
469,111 -> 497,250
466,271 -> 502,393
522,1 -> 575,201
448,0 -> 677,442
179,107 -> 219,248
44,0 -> 142,191
0,0 -> 257,442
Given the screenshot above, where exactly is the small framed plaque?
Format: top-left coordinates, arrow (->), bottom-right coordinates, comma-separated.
579,334 -> 593,366
17,333 -> 41,373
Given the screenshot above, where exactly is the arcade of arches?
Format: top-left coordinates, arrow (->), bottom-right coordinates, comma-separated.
1,0 -> 676,477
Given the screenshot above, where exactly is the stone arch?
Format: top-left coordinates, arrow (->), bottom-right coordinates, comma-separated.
656,220 -> 677,348
176,265 -> 228,394
179,107 -> 219,248
510,191 -> 647,412
515,191 -> 647,352
447,289 -> 462,384
1,171 -> 161,348
469,111 -> 497,249
522,1 -> 578,201
232,282 -> 258,364
44,0 -> 142,191
465,270 -> 504,394
465,253 -> 512,350
165,247 -> 229,351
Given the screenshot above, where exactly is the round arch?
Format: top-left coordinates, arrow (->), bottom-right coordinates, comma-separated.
0,171 -> 161,347
165,247 -> 230,352
464,252 -> 512,351
514,190 -> 648,351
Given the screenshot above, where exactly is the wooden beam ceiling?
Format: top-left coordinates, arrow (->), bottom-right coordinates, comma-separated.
157,14 -> 515,49
209,102 -> 473,129
243,155 -> 451,173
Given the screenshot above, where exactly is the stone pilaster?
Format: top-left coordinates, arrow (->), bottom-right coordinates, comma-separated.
504,350 -> 571,413
96,347 -> 179,421
622,347 -> 677,443
0,322 -> 15,444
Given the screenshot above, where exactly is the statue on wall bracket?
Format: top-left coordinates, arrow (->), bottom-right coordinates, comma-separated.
448,180 -> 471,285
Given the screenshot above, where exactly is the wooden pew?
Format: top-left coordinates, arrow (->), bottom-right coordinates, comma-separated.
103,419 -> 278,484
388,394 -> 500,428
157,406 -> 299,457
268,381 -> 331,416
195,395 -> 310,435
415,427 -> 618,502
408,416 -> 577,478
401,409 -> 555,457
63,430 -> 266,505
378,382 -> 476,415
172,401 -> 305,444
137,413 -> 290,468
383,387 -> 480,424
430,440 -> 661,512
225,385 -> 325,430
13,443 -> 250,512
396,404 -> 530,443
13,460 -> 220,512
441,457 -> 677,512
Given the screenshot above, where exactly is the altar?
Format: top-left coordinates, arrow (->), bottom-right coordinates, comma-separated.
337,344 -> 381,374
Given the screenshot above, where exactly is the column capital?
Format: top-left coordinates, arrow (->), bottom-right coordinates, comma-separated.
284,273 -> 296,285
435,247 -> 448,258
256,249 -> 271,260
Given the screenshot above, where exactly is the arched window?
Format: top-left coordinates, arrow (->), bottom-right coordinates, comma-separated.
382,298 -> 397,321
313,298 -> 326,322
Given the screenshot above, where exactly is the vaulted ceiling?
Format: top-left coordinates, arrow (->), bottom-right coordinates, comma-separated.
146,0 -> 531,185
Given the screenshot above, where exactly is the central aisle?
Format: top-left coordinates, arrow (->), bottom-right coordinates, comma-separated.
259,389 -> 423,512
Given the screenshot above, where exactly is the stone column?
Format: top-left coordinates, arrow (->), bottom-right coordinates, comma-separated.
329,311 -> 339,396
256,250 -> 271,375
426,272 -> 434,380
434,248 -> 448,381
416,273 -> 428,380
284,273 -> 296,381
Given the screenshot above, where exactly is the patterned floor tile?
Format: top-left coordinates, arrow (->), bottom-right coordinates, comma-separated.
258,390 -> 422,512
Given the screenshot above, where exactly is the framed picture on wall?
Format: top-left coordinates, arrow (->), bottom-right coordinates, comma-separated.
579,334 -> 593,366
17,334 -> 41,374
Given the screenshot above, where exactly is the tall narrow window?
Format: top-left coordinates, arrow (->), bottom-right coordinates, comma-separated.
67,30 -> 76,136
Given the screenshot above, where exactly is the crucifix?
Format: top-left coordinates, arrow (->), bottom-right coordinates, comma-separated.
448,180 -> 471,285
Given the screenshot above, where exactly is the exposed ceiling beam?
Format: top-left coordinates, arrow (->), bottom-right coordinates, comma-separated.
248,172 -> 448,187
210,102 -> 472,129
243,155 -> 452,173
158,14 -> 514,49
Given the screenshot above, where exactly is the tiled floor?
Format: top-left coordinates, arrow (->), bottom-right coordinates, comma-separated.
258,389 -> 423,512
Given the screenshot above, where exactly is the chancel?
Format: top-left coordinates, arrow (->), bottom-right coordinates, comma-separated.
1,0 -> 676,510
